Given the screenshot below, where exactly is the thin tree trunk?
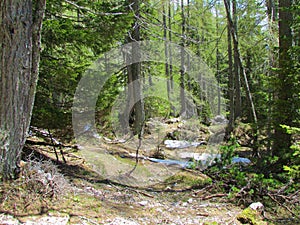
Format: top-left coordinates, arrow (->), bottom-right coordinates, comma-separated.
168,1 -> 175,116
168,0 -> 173,90
225,0 -> 235,139
163,4 -> 171,103
215,4 -> 221,115
0,0 -> 46,180
224,0 -> 257,124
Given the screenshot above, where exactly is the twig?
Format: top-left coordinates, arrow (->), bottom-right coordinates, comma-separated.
199,193 -> 227,200
127,117 -> 145,175
48,129 -> 59,162
64,0 -> 125,16
267,193 -> 300,219
78,216 -> 98,225
127,136 -> 142,175
133,190 -> 154,198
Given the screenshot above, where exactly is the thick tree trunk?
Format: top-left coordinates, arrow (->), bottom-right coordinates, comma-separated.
273,0 -> 293,159
266,0 -> 277,153
0,0 -> 46,180
126,0 -> 144,136
232,0 -> 241,119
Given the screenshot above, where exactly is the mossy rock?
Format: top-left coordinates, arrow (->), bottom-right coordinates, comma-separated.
237,208 -> 267,225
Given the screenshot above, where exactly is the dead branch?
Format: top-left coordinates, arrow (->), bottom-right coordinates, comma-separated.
199,193 -> 228,200
267,193 -> 300,219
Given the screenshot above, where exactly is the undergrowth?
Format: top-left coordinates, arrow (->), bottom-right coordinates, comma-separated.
204,136 -> 300,223
0,159 -> 70,215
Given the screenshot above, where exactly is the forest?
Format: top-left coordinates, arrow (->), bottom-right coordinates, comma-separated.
0,0 -> 299,224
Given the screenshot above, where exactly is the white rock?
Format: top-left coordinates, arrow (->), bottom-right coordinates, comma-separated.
138,200 -> 148,206
187,198 -> 193,204
249,202 -> 264,211
0,214 -> 19,225
164,140 -> 206,149
182,202 -> 188,207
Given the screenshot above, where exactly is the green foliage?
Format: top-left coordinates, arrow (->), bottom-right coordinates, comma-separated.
281,125 -> 300,180
219,138 -> 240,166
32,0 -> 131,129
144,96 -> 171,119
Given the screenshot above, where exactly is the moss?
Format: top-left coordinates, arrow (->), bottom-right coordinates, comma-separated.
237,208 -> 267,225
165,171 -> 211,188
203,222 -> 220,225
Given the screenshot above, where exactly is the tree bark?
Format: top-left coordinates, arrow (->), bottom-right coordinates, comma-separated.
163,4 -> 170,103
273,0 -> 293,159
225,12 -> 234,139
224,0 -> 257,124
0,0 -> 46,180
232,0 -> 241,119
126,0 -> 145,136
180,0 -> 186,116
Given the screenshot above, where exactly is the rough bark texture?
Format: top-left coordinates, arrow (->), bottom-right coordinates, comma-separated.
231,0 -> 241,120
0,0 -> 46,180
126,0 -> 145,136
273,0 -> 293,159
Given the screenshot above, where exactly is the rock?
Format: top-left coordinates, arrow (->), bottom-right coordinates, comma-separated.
179,152 -> 221,168
249,202 -> 264,212
164,140 -> 206,149
165,117 -> 181,124
237,203 -> 267,225
0,214 -> 19,225
22,215 -> 69,225
138,200 -> 148,206
187,198 -> 193,204
182,202 -> 188,207
104,217 -> 140,225
211,115 -> 228,125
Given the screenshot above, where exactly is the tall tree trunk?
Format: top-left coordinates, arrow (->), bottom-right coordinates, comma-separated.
232,0 -> 241,119
163,4 -> 171,104
180,0 -> 186,116
126,0 -> 145,136
224,0 -> 257,123
215,4 -> 221,115
225,6 -> 234,139
168,1 -> 175,116
273,0 -> 293,159
0,0 -> 46,180
168,0 -> 173,90
224,0 -> 258,151
266,0 -> 277,153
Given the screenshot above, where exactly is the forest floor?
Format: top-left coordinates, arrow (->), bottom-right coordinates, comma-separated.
0,118 -> 297,224
0,156 -> 245,225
